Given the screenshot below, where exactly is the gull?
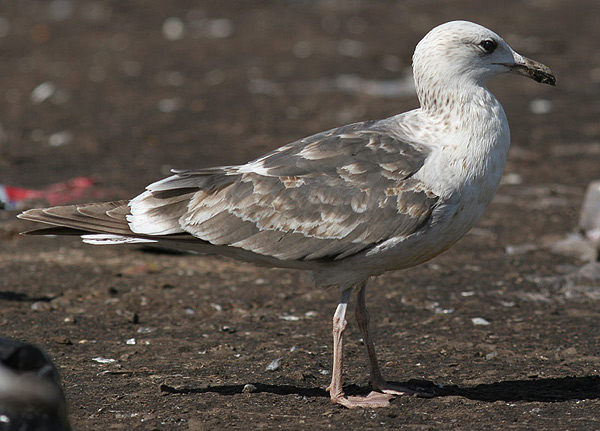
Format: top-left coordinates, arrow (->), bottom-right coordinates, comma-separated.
18,21 -> 555,408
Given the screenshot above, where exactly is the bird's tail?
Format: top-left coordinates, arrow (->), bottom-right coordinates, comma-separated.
17,201 -> 158,245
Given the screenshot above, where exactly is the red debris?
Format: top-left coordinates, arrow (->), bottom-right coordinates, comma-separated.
0,177 -> 109,209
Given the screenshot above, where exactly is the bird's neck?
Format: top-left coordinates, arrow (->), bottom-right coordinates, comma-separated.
416,77 -> 494,116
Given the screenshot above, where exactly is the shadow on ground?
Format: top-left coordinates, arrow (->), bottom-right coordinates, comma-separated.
160,375 -> 600,403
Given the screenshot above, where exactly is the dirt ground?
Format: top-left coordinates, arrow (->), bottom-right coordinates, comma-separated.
1,1 -> 599,429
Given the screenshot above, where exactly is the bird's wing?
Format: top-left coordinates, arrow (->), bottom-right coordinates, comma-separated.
129,121 -> 439,261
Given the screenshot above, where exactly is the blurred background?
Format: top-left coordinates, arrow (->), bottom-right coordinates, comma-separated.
1,1 -> 599,430
0,0 -> 597,195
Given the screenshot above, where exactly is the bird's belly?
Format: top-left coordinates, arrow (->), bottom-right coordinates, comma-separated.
362,180 -> 495,273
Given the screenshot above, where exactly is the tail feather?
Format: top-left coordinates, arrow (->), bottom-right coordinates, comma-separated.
18,200 -> 132,236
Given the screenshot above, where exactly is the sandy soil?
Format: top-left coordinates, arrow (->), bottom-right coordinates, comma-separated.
1,1 -> 599,429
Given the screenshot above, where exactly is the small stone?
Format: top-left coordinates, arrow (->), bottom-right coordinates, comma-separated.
485,351 -> 498,360
51,336 -> 72,345
122,310 -> 139,324
48,130 -> 73,147
242,383 -> 257,393
529,99 -> 553,114
30,301 -> 52,311
162,17 -> 185,41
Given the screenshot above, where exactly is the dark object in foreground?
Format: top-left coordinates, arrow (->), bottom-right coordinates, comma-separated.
0,338 -> 70,431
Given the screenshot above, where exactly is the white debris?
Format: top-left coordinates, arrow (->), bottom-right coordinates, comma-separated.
500,172 -> 524,185
529,98 -> 553,114
162,17 -> 185,41
48,130 -> 73,147
579,180 -> 600,242
265,358 -> 282,371
31,82 -> 57,104
471,317 -> 491,326
505,243 -> 538,255
126,338 -> 136,345
92,357 -> 116,364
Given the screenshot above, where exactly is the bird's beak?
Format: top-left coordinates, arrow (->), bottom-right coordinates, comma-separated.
496,53 -> 556,86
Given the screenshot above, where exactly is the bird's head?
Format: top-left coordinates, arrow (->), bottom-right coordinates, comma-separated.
412,21 -> 555,108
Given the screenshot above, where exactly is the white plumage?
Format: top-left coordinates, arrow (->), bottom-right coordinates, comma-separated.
19,21 -> 555,408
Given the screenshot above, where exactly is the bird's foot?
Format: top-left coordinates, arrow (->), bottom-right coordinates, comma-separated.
331,391 -> 395,409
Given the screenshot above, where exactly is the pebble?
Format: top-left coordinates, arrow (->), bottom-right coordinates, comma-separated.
529,98 -> 553,114
162,17 -> 185,41
157,98 -> 183,113
242,383 -> 257,393
485,351 -> 498,361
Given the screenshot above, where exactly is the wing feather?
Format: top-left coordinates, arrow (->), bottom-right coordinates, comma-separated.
130,120 -> 438,261
21,119 -> 439,263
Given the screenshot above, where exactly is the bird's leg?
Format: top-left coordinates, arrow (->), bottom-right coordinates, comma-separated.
327,286 -> 394,408
354,283 -> 417,397
327,289 -> 351,405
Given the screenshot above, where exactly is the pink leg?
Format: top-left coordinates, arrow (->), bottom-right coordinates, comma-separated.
327,286 -> 395,408
327,289 -> 351,405
355,283 -> 416,397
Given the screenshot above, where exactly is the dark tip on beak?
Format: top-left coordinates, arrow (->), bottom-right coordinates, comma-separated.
519,57 -> 556,86
497,56 -> 556,86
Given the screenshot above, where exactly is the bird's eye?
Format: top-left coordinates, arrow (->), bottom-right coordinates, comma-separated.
480,39 -> 497,53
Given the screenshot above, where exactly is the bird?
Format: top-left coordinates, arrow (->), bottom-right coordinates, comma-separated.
18,21 -> 555,408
